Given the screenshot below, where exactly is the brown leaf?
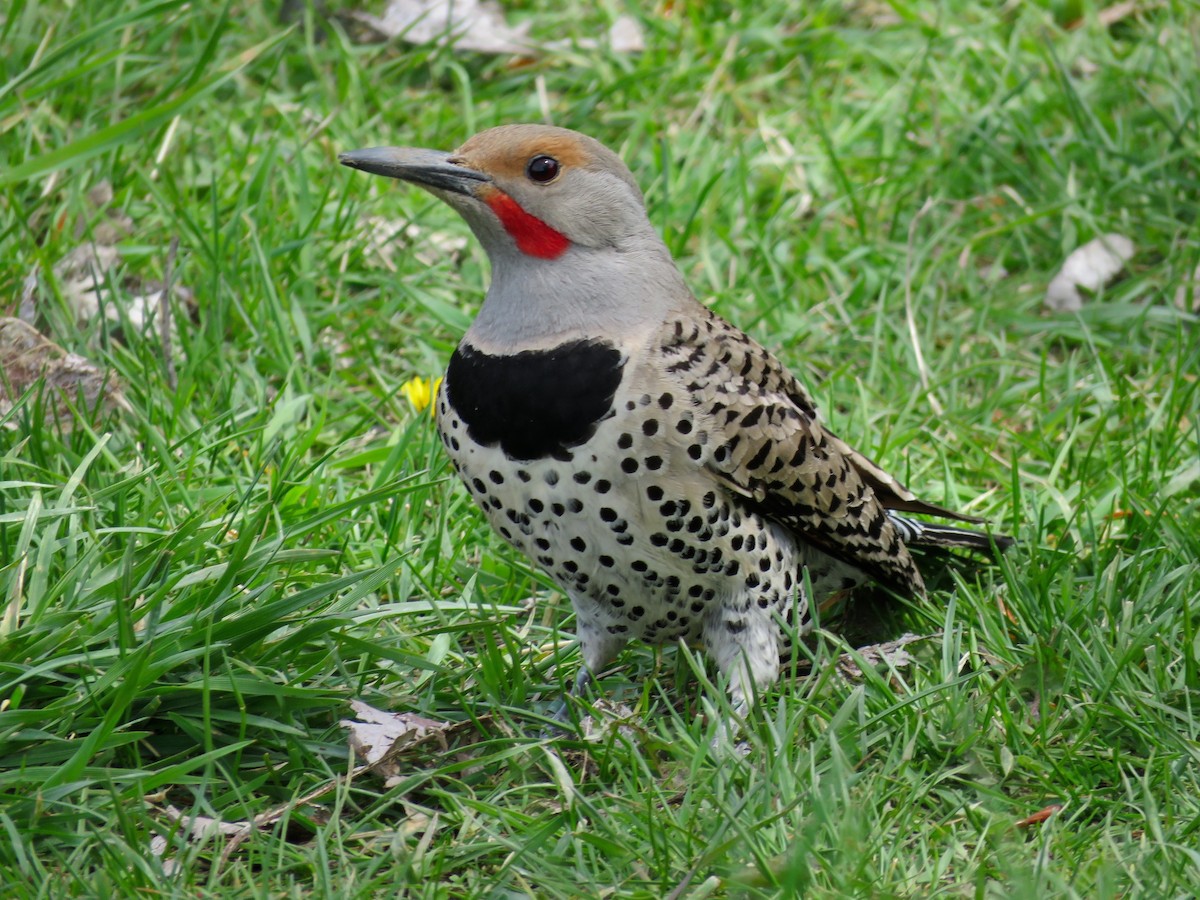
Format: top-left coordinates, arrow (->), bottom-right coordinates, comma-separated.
836,632 -> 926,681
340,700 -> 481,784
595,16 -> 645,54
1015,804 -> 1063,828
48,185 -> 192,345
0,317 -> 132,428
847,0 -> 903,27
54,243 -> 121,321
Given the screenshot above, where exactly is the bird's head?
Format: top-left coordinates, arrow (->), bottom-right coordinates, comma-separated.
340,124 -> 691,347
339,124 -> 653,262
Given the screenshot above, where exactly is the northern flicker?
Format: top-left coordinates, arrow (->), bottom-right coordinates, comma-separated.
340,125 -> 1011,720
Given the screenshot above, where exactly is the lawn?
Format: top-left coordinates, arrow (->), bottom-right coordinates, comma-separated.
2,0 -> 1199,896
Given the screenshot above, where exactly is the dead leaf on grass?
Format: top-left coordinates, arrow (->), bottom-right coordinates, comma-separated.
343,700 -> 454,763
343,0 -> 643,55
576,698 -> 641,744
53,243 -> 193,335
789,633 -> 930,682
836,632 -> 926,681
55,243 -> 120,319
37,182 -> 193,339
150,806 -> 249,876
600,15 -> 645,54
1044,232 -> 1135,312
149,785 -> 335,875
341,699 -> 482,786
346,0 -> 533,53
0,317 -> 132,428
1015,803 -> 1064,829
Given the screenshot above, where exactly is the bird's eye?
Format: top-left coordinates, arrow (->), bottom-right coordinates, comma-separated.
526,155 -> 561,183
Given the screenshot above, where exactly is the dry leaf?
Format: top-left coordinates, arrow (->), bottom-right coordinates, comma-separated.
53,243 -> 192,333
341,699 -> 483,787
150,792 -> 333,875
346,0 -> 535,53
1015,803 -> 1063,829
790,633 -> 930,681
836,632 -> 925,681
1063,0 -> 1138,30
0,317 -> 132,428
1096,1 -> 1138,28
162,805 -> 247,839
344,0 -> 643,55
600,15 -> 646,54
576,698 -> 640,744
151,806 -> 249,876
1045,232 -> 1134,312
49,182 -> 190,339
55,243 -> 121,319
342,700 -> 455,763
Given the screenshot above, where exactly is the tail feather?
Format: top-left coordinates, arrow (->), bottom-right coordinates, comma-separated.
888,512 -> 1014,554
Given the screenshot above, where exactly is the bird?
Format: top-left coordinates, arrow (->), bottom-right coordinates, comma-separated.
339,125 -> 1011,723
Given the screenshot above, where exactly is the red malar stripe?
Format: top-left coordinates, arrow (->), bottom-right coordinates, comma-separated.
485,191 -> 571,259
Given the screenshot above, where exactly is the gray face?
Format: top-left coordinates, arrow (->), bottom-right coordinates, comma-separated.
340,124 -> 654,252
339,124 -> 689,348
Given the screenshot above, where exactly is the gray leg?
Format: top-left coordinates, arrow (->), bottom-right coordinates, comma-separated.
546,607 -> 626,730
549,666 -> 595,723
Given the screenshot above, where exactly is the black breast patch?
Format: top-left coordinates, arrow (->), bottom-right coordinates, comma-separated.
445,339 -> 624,461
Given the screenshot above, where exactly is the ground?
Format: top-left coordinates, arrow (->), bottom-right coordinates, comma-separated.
1,1 -> 1198,896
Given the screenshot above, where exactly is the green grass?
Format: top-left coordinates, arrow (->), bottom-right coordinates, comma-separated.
2,0 -> 1199,895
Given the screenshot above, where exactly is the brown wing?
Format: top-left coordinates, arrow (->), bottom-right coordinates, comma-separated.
655,307 -> 929,597
826,432 -> 985,524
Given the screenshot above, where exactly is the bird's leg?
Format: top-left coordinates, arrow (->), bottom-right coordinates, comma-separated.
703,609 -> 780,744
549,666 -> 594,723
547,611 -> 626,729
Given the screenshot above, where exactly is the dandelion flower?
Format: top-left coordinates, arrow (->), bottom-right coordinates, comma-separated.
400,376 -> 442,415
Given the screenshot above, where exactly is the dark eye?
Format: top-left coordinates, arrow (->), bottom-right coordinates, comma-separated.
526,155 -> 560,183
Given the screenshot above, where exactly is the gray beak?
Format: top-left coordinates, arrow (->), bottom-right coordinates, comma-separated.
338,147 -> 491,196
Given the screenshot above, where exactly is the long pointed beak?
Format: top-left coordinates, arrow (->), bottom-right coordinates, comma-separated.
338,147 -> 491,197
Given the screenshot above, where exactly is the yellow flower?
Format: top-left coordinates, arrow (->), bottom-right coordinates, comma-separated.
400,376 -> 442,416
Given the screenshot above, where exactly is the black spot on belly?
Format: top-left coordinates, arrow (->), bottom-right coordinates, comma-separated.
444,340 -> 623,461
